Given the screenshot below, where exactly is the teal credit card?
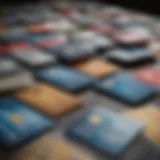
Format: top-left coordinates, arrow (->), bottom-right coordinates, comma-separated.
0,98 -> 54,149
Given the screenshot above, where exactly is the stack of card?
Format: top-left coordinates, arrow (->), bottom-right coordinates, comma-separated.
112,27 -> 151,46
9,133 -> 95,160
0,58 -> 34,92
124,106 -> 160,145
66,106 -> 144,156
106,48 -> 155,67
16,83 -> 81,117
11,46 -> 56,69
0,98 -> 53,149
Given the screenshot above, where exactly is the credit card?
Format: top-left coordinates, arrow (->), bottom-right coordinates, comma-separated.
111,16 -> 136,28
0,42 -> 28,55
9,133 -> 95,160
94,73 -> 157,105
27,23 -> 54,34
107,48 -> 154,67
35,66 -> 94,92
30,34 -> 67,47
0,71 -> 35,92
0,58 -> 22,76
71,31 -> 112,51
75,58 -> 119,78
12,47 -> 56,69
112,29 -> 150,46
46,20 -> 77,33
88,24 -> 112,35
67,106 -> 143,156
124,105 -> 160,145
0,27 -> 27,42
134,66 -> 160,87
92,35 -> 114,52
0,98 -> 53,149
17,83 -> 81,117
57,43 -> 95,63
30,34 -> 68,54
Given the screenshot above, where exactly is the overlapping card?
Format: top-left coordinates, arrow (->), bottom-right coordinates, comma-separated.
67,106 -> 144,156
17,83 -> 81,117
0,98 -> 53,149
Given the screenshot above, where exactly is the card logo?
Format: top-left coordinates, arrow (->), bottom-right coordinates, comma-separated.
8,114 -> 23,125
89,116 -> 102,125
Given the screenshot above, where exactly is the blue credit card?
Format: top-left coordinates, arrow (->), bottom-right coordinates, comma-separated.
35,66 -> 94,92
107,48 -> 152,63
66,106 -> 143,156
111,19 -> 140,29
29,34 -> 68,56
29,33 -> 67,46
0,58 -> 22,76
0,98 -> 53,148
57,43 -> 95,63
95,73 -> 157,104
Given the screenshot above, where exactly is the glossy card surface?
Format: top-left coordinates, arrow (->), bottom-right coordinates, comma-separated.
0,98 -> 53,148
67,106 -> 143,156
12,47 -> 56,68
35,66 -> 94,92
75,59 -> 119,78
107,48 -> 153,64
17,83 -> 81,117
0,58 -> 23,76
95,73 -> 157,104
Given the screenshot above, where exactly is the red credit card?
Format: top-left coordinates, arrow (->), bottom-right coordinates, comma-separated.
88,24 -> 112,35
27,23 -> 54,33
37,36 -> 67,48
112,30 -> 150,46
0,42 -> 28,54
